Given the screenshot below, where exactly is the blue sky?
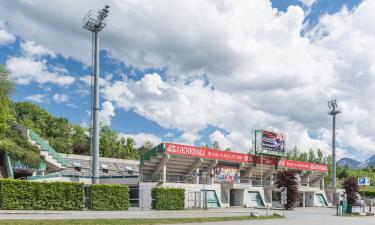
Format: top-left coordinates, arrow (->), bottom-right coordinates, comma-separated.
0,0 -> 374,161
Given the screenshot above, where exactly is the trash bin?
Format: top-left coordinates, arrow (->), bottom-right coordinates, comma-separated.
340,200 -> 348,214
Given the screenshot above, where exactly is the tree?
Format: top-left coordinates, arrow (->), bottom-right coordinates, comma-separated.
308,148 -> 315,163
0,65 -> 14,132
212,141 -> 219,150
275,171 -> 299,210
342,177 -> 359,205
317,148 -> 324,164
99,126 -> 118,157
225,147 -> 231,151
138,141 -> 154,154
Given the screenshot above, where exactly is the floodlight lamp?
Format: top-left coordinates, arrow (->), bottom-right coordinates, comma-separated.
105,5 -> 110,9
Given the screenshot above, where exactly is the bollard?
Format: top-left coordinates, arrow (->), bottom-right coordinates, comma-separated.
266,205 -> 269,216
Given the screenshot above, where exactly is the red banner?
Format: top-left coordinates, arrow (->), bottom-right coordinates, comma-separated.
164,143 -> 327,172
278,159 -> 328,172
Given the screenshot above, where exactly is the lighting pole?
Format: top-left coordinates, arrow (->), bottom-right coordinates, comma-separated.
83,5 -> 110,184
327,99 -> 341,193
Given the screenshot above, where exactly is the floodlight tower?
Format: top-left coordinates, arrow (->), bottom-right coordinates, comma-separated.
83,5 -> 110,184
327,99 -> 341,193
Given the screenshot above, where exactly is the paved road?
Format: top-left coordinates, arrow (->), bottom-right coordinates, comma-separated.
176,208 -> 375,225
0,207 -> 374,225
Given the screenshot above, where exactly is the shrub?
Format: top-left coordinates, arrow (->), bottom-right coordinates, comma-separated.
0,179 -> 84,210
152,187 -> 185,210
88,184 -> 129,210
275,171 -> 299,210
343,177 -> 359,205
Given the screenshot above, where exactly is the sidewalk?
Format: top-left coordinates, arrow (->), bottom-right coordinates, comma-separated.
0,207 -> 281,220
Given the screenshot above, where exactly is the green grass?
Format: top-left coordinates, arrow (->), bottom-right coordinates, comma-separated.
0,215 -> 283,225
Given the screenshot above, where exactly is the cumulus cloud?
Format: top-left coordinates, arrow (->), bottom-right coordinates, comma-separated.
119,132 -> 162,148
299,0 -> 316,7
0,20 -> 15,45
52,93 -> 69,103
209,130 -> 253,153
100,101 -> 115,126
25,94 -> 48,103
21,40 -> 56,57
2,0 -> 375,160
6,57 -> 75,86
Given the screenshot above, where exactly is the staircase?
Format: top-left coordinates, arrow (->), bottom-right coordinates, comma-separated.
9,122 -> 66,171
28,130 -> 67,170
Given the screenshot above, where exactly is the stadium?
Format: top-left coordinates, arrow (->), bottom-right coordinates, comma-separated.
0,122 -> 337,210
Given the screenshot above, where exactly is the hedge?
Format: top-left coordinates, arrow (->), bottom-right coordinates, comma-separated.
0,179 -> 84,210
152,187 -> 185,210
87,184 -> 129,210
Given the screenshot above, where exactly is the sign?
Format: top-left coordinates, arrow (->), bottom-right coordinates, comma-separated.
164,143 -> 328,172
358,177 -> 370,186
261,130 -> 286,154
165,143 -> 252,163
278,159 -> 328,173
214,164 -> 240,183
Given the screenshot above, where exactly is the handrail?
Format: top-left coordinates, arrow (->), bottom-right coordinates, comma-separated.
27,173 -> 139,180
29,130 -> 67,167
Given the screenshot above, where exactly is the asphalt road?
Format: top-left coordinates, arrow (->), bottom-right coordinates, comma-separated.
0,207 -> 374,225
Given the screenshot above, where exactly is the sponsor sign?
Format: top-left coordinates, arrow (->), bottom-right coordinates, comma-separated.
261,130 -> 286,153
165,143 -> 251,163
214,164 -> 240,183
358,177 -> 370,186
278,159 -> 328,173
164,143 -> 328,172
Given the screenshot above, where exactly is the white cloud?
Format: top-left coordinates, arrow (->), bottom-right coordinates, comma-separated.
299,0 -> 316,7
100,101 -> 115,126
52,93 -> 69,103
119,132 -> 161,148
21,40 -> 56,57
209,130 -> 253,153
6,57 -> 75,86
2,0 -> 375,160
0,20 -> 15,45
25,94 -> 48,103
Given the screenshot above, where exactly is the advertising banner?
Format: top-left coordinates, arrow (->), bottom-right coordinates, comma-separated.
278,159 -> 328,173
165,143 -> 328,172
214,164 -> 240,183
261,130 -> 286,153
165,143 -> 252,163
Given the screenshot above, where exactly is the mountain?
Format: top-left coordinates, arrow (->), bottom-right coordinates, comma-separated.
337,157 -> 361,168
358,155 -> 375,168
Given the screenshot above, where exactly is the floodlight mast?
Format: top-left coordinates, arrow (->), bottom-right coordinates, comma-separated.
327,99 -> 341,197
83,5 -> 110,184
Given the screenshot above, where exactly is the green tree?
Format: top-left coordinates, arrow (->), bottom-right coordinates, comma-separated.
308,148 -> 315,163
0,65 -> 14,132
225,147 -> 231,151
99,126 -> 118,157
317,148 -> 324,164
212,141 -> 219,150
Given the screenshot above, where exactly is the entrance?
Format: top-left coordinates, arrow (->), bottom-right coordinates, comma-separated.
315,193 -> 328,207
248,191 -> 265,208
230,189 -> 235,206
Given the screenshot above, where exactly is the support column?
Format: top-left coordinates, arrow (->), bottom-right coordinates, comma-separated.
321,178 -> 325,190
195,168 -> 200,184
249,172 -> 252,187
162,164 -> 167,183
307,175 -> 310,187
303,192 -> 306,208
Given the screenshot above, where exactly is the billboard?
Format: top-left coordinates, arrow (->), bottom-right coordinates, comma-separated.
214,164 -> 240,183
358,177 -> 370,186
256,130 -> 286,156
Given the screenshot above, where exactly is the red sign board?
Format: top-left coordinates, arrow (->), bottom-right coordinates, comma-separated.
278,159 -> 328,172
164,143 -> 327,172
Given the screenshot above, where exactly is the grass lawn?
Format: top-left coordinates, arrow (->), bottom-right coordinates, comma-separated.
0,214 -> 283,225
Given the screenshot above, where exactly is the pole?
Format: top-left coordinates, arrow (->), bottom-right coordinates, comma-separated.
92,31 -> 100,184
332,114 -> 336,192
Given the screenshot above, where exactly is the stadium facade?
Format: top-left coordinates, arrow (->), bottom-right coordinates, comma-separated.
0,123 -> 339,209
